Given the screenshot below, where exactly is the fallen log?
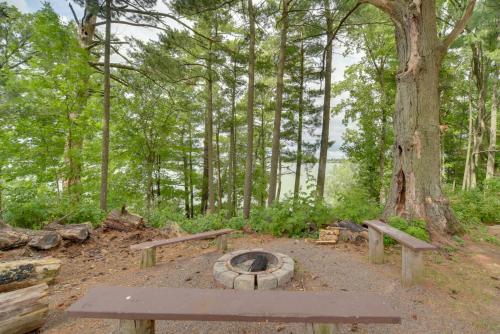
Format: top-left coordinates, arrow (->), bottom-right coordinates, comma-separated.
0,283 -> 49,334
0,228 -> 30,251
43,222 -> 92,242
103,206 -> 145,232
27,231 -> 61,250
0,257 -> 61,293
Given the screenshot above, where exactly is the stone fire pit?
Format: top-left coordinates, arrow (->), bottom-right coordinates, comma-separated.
213,249 -> 294,290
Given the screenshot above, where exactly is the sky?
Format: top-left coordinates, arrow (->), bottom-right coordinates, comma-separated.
7,0 -> 361,159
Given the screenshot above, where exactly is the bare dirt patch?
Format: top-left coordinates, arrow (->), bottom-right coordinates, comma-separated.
1,230 -> 499,333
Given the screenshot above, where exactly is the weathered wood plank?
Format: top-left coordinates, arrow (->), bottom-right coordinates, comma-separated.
368,226 -> 384,264
140,248 -> 156,269
402,246 -> 424,286
67,287 -> 401,324
130,229 -> 234,250
364,220 -> 436,251
119,319 -> 155,334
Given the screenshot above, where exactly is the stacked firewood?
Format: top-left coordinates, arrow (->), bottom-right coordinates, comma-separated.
0,257 -> 61,333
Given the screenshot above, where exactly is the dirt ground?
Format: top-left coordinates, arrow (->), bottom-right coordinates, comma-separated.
1,228 -> 499,334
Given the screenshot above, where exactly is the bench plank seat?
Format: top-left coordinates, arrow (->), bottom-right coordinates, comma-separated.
364,220 -> 436,251
67,286 -> 400,325
130,228 -> 234,250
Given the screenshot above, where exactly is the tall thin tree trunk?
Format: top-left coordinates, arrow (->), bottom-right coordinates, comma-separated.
317,0 -> 333,199
206,40 -> 215,214
99,0 -> 111,212
469,42 -> 488,189
201,126 -> 208,214
260,108 -> 266,207
156,154 -> 161,198
486,66 -> 497,179
268,0 -> 289,206
294,35 -> 305,199
182,133 -> 190,218
188,122 -> 194,218
227,55 -> 238,218
243,0 -> 256,219
216,109 -> 223,211
463,72 -> 474,190
277,154 -> 282,201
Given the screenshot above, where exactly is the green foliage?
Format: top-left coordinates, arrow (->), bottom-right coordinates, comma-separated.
384,216 -> 430,246
249,195 -> 334,237
448,178 -> 500,226
331,186 -> 382,224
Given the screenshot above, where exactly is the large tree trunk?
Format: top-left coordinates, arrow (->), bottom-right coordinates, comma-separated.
379,0 -> 467,236
268,0 -> 289,206
486,66 -> 497,179
99,0 -> 112,212
243,0 -> 256,219
317,0 -> 333,199
294,35 -> 305,199
216,110 -> 223,211
362,1 -> 476,239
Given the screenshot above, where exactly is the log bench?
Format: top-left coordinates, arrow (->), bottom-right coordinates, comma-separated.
130,228 -> 235,269
67,286 -> 401,334
364,220 -> 437,286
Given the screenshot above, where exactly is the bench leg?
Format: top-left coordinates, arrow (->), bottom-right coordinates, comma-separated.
140,248 -> 156,269
368,226 -> 384,264
402,246 -> 424,286
119,319 -> 155,334
304,323 -> 339,334
217,235 -> 228,252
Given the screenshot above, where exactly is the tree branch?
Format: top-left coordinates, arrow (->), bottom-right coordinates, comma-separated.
440,0 -> 476,52
359,0 -> 395,17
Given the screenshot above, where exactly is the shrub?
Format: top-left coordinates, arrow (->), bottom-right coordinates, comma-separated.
448,177 -> 500,226
331,186 -> 382,223
384,216 -> 430,246
249,195 -> 335,237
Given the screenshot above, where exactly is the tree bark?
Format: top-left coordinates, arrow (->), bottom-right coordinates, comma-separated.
216,108 -> 223,211
462,71 -> 474,190
188,122 -> 194,218
317,0 -> 333,199
243,0 -> 256,219
99,0 -> 112,211
182,132 -> 190,218
486,66 -> 497,179
268,0 -> 289,206
227,54 -> 238,218
364,0 -> 476,236
0,258 -> 61,293
206,39 -> 216,214
294,35 -> 305,199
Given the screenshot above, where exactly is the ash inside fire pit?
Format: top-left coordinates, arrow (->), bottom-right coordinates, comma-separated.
213,249 -> 294,290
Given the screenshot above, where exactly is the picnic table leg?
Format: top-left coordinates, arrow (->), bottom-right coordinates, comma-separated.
119,319 -> 155,334
368,226 -> 384,264
140,248 -> 156,269
216,234 -> 228,251
402,246 -> 424,286
305,323 -> 339,334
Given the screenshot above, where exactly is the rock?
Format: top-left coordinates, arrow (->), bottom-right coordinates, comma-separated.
103,206 -> 145,232
257,273 -> 278,290
28,231 -> 61,250
43,222 -> 92,242
234,274 -> 254,290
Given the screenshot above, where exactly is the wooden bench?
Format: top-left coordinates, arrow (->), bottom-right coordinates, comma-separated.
364,220 -> 437,286
67,286 -> 401,334
130,228 -> 234,269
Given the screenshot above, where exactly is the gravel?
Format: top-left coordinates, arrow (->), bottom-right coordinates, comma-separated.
43,236 -> 498,334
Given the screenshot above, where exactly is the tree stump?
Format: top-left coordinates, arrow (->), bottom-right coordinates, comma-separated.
103,207 -> 145,232
0,283 -> 49,334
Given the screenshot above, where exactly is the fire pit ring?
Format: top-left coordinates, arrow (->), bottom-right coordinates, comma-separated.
213,249 -> 294,290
